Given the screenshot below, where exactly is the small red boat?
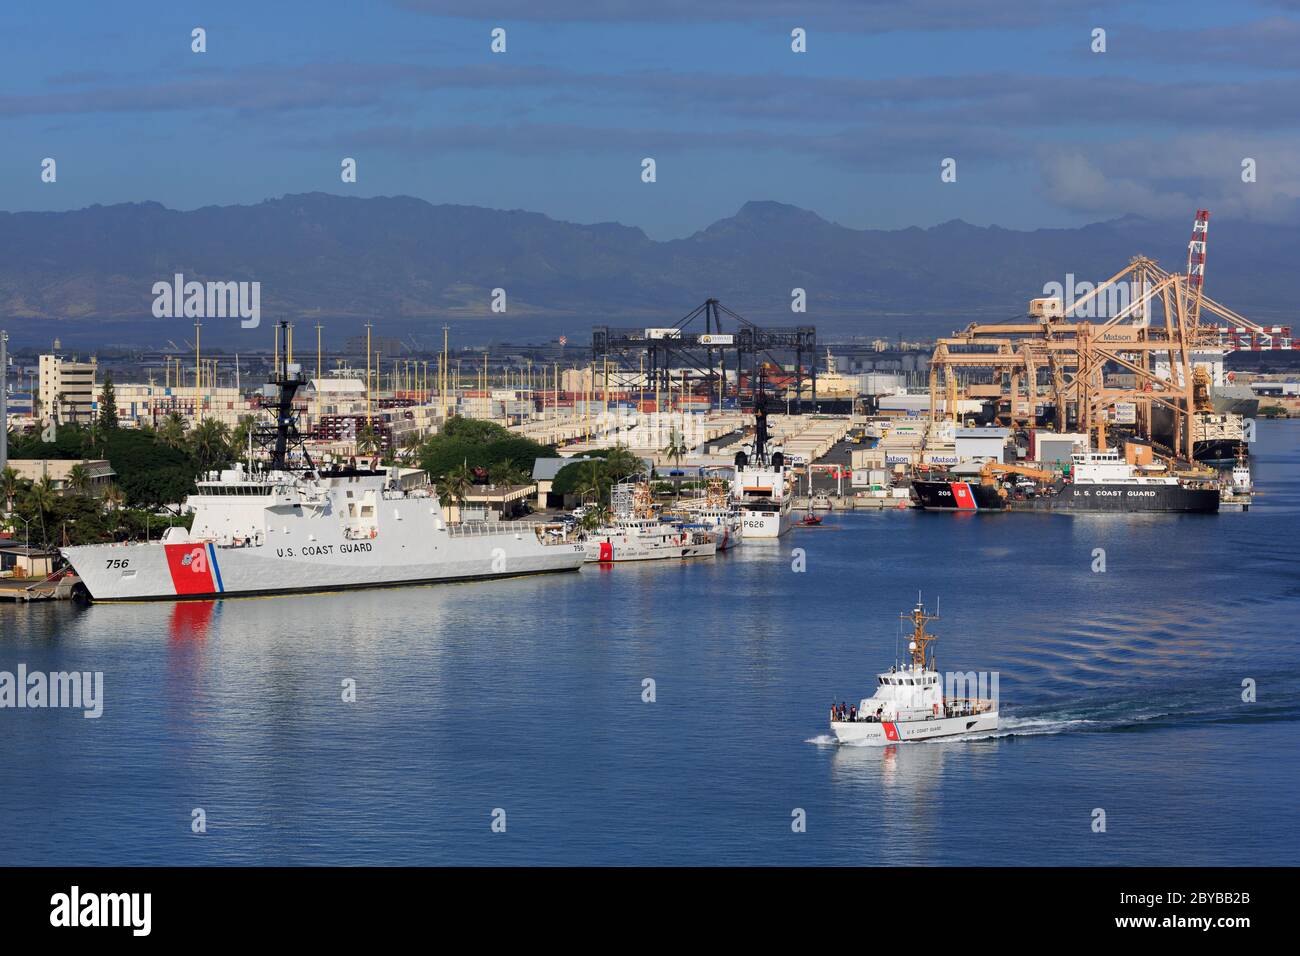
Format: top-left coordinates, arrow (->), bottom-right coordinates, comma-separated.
798,513 -> 822,527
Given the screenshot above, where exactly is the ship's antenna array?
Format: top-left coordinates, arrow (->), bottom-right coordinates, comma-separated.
900,596 -> 940,672
251,320 -> 315,474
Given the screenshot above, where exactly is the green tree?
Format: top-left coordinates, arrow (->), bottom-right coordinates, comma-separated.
575,460 -> 606,504
16,421 -> 89,460
416,425 -> 552,482
550,447 -> 642,501
356,423 -> 381,458
158,412 -> 189,449
102,427 -> 197,509
2,466 -> 20,514
98,373 -> 119,431
602,444 -> 642,482
439,462 -> 474,521
27,475 -> 57,549
102,483 -> 125,512
189,418 -> 232,473
488,459 -> 529,487
660,427 -> 688,471
580,503 -> 610,530
397,431 -> 423,463
441,417 -> 511,443
230,414 -> 258,460
66,463 -> 91,495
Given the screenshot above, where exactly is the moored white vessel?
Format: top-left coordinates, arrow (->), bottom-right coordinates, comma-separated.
677,475 -> 743,550
60,325 -> 587,601
680,508 -> 741,550
1231,447 -> 1252,494
582,480 -> 717,562
731,395 -> 793,538
830,599 -> 998,744
582,517 -> 716,562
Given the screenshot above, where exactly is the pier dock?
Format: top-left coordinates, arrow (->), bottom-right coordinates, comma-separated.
0,574 -> 80,602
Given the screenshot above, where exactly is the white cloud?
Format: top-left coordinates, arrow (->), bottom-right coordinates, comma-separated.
1036,136 -> 1300,223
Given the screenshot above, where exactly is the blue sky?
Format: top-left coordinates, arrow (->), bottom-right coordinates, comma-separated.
1,0 -> 1295,238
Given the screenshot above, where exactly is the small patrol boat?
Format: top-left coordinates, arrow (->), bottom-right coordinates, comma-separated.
830,598 -> 998,744
1231,445 -> 1252,495
581,479 -> 716,563
677,476 -> 743,550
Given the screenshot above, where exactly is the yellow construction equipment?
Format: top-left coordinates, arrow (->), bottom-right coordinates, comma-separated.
978,463 -> 1055,486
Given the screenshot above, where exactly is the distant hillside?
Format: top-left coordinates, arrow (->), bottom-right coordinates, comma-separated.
0,193 -> 1293,347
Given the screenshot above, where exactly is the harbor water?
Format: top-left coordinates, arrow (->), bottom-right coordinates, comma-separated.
1,423 -> 1297,865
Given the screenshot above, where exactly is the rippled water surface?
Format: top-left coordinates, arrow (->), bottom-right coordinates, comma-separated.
2,423 -> 1297,865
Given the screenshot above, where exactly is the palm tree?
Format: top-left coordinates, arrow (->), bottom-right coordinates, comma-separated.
189,418 -> 232,473
230,414 -> 258,460
603,443 -> 641,481
66,463 -> 91,496
439,463 -> 474,522
576,460 -> 606,506
356,423 -> 381,458
580,503 -> 610,531
488,460 -> 529,487
397,431 -> 422,463
102,483 -> 125,512
1,466 -> 20,515
28,475 -> 57,549
661,427 -> 688,471
158,412 -> 188,449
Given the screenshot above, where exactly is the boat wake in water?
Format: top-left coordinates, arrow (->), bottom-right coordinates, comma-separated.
809,691 -> 1298,746
805,713 -> 1094,747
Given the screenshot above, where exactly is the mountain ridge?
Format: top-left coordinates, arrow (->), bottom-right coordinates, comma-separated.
0,193 -> 1292,346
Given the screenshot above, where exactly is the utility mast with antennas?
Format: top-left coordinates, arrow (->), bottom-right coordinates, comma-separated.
901,597 -> 940,672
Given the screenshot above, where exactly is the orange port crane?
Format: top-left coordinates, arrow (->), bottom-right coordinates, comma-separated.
927,210 -> 1287,459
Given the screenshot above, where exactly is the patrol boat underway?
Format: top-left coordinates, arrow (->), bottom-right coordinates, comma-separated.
61,327 -> 587,602
830,599 -> 998,744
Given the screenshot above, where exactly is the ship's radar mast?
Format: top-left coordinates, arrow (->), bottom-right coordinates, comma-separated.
901,597 -> 939,672
253,320 -> 314,474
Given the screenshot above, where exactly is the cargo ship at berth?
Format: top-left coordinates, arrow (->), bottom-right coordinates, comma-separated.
912,450 -> 1220,514
60,328 -> 587,602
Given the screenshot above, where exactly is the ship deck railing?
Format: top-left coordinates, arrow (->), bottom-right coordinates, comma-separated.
445,520 -> 574,542
945,698 -> 997,716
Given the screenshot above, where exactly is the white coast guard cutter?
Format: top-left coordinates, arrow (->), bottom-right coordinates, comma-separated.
830,599 -> 998,744
60,322 -> 586,601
